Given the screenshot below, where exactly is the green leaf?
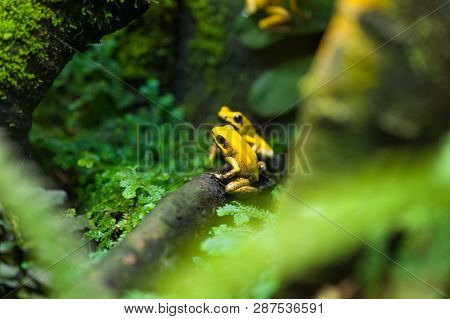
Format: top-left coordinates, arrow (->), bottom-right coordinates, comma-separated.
77,152 -> 100,169
290,0 -> 335,35
121,183 -> 137,199
0,262 -> 20,278
0,242 -> 15,254
233,213 -> 250,226
248,57 -> 312,117
237,16 -> 285,49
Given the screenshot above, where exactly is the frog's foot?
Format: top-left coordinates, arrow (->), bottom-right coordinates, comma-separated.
258,161 -> 267,172
212,173 -> 225,181
225,178 -> 257,194
258,6 -> 291,30
231,186 -> 258,194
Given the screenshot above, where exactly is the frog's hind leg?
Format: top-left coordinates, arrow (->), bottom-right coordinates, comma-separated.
225,178 -> 257,194
232,186 -> 258,194
225,178 -> 250,192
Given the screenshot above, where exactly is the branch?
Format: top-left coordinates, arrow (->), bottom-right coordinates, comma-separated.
82,172 -> 276,296
83,173 -> 224,294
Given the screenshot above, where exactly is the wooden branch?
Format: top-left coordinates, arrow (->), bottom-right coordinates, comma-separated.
84,172 -> 276,296
84,173 -> 224,294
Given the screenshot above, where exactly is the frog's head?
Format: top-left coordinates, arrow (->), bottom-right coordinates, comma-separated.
211,125 -> 238,156
218,106 -> 252,134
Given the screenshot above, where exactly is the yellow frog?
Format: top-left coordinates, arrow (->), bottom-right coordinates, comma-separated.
245,0 -> 306,30
211,125 -> 260,194
218,106 -> 274,159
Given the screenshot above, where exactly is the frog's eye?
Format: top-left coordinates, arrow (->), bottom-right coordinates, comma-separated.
216,135 -> 226,145
234,114 -> 243,124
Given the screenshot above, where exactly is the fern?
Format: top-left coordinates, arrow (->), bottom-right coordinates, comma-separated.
201,201 -> 276,256
30,39 -> 208,255
216,201 -> 276,227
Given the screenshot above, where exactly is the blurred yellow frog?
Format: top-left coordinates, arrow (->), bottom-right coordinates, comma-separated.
245,0 -> 306,30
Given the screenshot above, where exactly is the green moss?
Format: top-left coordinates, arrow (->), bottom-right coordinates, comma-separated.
185,0 -> 229,93
0,0 -> 62,99
115,0 -> 177,79
80,0 -> 154,32
0,0 -> 154,101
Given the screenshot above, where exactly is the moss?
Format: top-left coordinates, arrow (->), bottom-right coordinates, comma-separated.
115,0 -> 177,80
185,0 -> 229,93
0,0 -> 62,99
0,0 -> 152,101
80,0 -> 154,32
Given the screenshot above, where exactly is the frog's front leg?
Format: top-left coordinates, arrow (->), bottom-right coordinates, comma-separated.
244,135 -> 256,146
216,157 -> 241,180
258,161 -> 267,172
225,178 -> 257,194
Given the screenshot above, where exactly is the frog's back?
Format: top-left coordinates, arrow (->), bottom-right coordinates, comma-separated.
235,132 -> 259,180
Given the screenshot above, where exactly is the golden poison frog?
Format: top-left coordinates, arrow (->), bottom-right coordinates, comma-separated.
211,125 -> 261,194
218,106 -> 274,159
